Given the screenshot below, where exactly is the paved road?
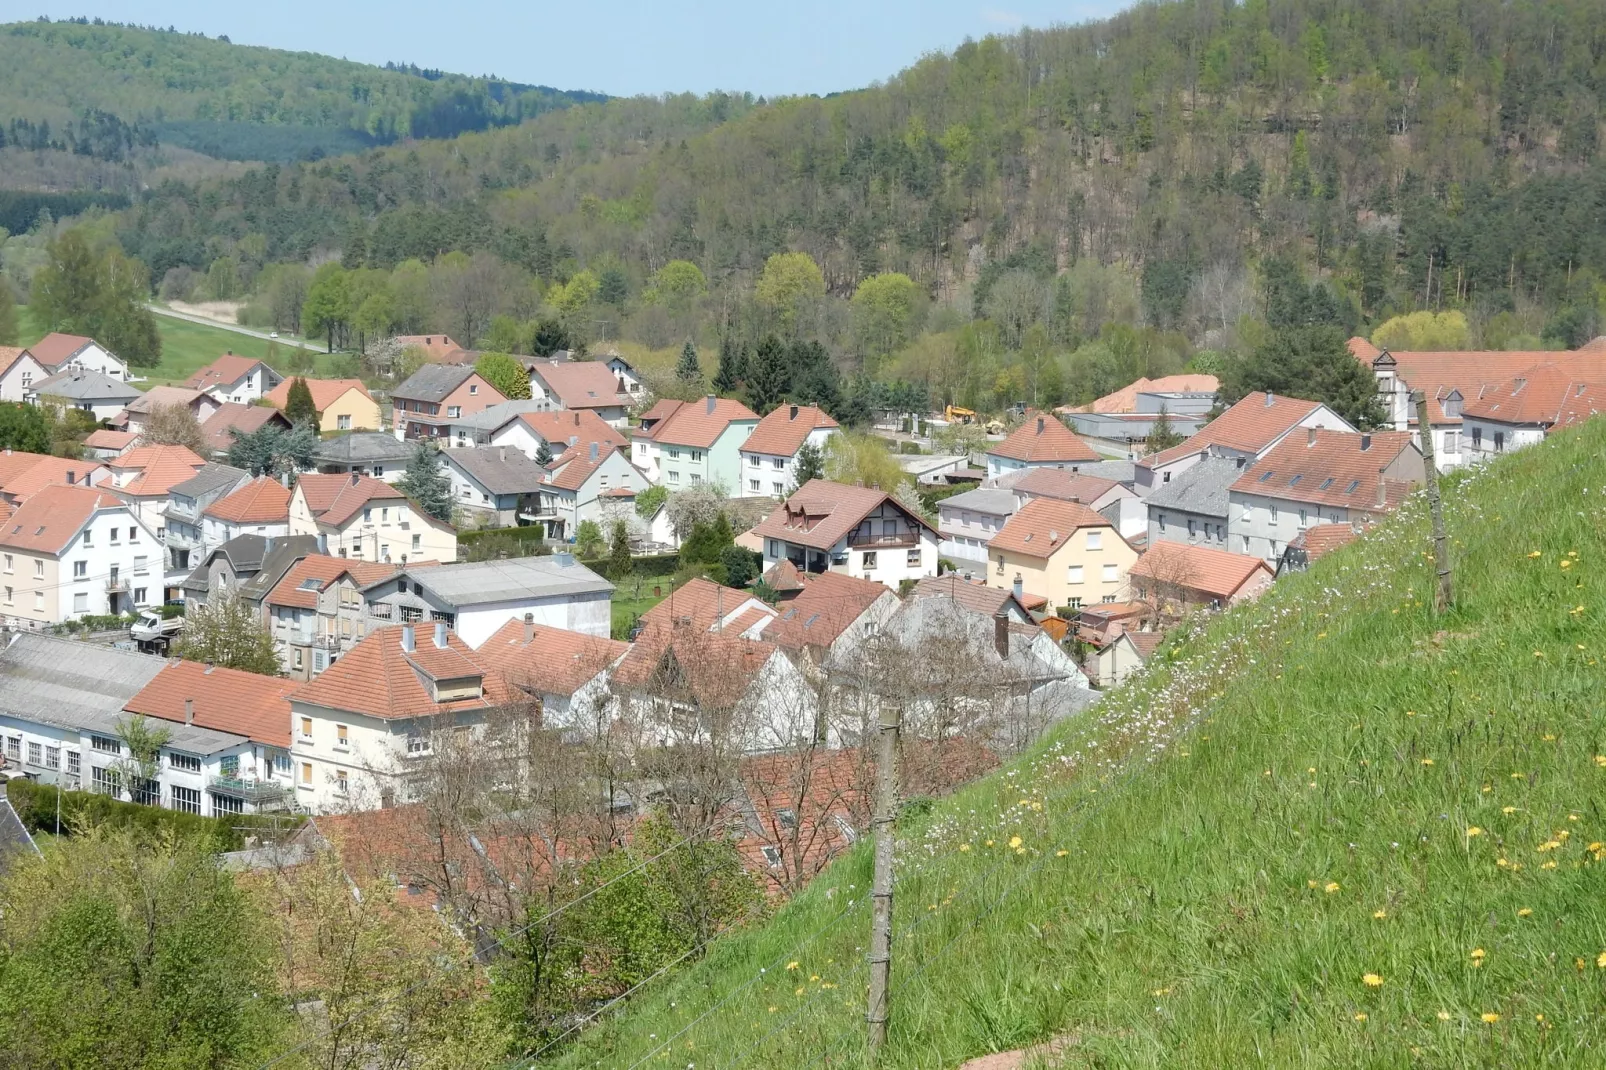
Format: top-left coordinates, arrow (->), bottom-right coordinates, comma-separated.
146,304 -> 311,347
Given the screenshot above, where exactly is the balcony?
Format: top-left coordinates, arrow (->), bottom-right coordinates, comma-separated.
208,775 -> 291,804
846,530 -> 919,550
105,576 -> 129,593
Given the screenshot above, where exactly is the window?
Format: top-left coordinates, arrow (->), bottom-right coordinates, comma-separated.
129,527 -> 137,543
134,587 -> 146,604
411,534 -> 422,551
906,548 -> 921,567
336,724 -> 349,749
91,766 -> 119,795
34,592 -> 42,611
336,770 -> 349,795
749,454 -> 760,467
1493,431 -> 1505,452
300,717 -> 313,740
73,561 -> 87,578
66,751 -> 80,776
1444,430 -> 1460,453
133,555 -> 148,575
1298,509 -> 1308,527
691,450 -> 703,462
668,448 -> 681,460
212,794 -> 243,816
300,762 -> 313,787
407,734 -> 431,755
1472,427 -> 1483,448
667,470 -> 679,484
130,777 -> 159,806
761,846 -> 783,868
293,649 -> 303,670
1156,514 -> 1165,532
1186,518 -> 1195,537
172,786 -> 201,815
1269,504 -> 1279,522
2,554 -> 9,573
169,753 -> 201,773
773,457 -> 785,471
862,551 -> 878,569
91,735 -> 120,755
776,808 -> 798,830
109,527 -> 118,543
274,753 -> 292,776
363,508 -> 372,523
33,560 -> 43,579
82,529 -> 91,546
338,414 -> 352,430
690,474 -> 702,483
447,405 -> 462,418
4,736 -> 18,760
1086,531 -> 1102,550
773,482 -> 785,495
26,741 -> 41,766
1102,563 -> 1119,582
1068,597 -> 1083,610
373,465 -> 384,477
44,746 -> 58,770
1068,565 -> 1085,584
3,587 -> 10,606
468,384 -> 478,395
1101,594 -> 1118,603
750,479 -> 761,492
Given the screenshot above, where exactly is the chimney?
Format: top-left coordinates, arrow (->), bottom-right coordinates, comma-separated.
434,619 -> 448,648
1264,391 -> 1274,407
1012,573 -> 1024,603
1307,427 -> 1317,446
1359,434 -> 1372,451
184,698 -> 194,726
589,441 -> 598,461
789,404 -> 799,420
573,411 -> 580,425
1036,416 -> 1045,434
1376,474 -> 1387,509
401,623 -> 415,652
993,610 -> 1010,659
350,471 -> 360,485
523,612 -> 535,642
265,535 -> 275,555
554,551 -> 574,568
706,393 -> 716,415
499,446 -> 507,462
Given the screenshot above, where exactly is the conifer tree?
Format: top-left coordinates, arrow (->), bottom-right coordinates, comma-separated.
283,377 -> 318,427
676,340 -> 701,383
712,339 -> 746,394
397,443 -> 454,523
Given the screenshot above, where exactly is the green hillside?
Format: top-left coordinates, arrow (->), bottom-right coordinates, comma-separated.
550,420 -> 1606,1068
0,19 -> 607,164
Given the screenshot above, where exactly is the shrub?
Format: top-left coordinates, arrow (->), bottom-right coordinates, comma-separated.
6,779 -> 301,850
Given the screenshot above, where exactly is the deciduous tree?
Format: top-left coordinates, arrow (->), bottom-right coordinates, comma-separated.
177,591 -> 284,674
475,351 -> 532,399
143,402 -> 207,453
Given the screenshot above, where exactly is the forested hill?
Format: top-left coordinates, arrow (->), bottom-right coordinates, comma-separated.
0,19 -> 608,164
115,0 -> 1605,333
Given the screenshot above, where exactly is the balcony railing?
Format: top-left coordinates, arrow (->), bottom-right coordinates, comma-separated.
106,577 -> 129,592
208,775 -> 291,804
846,531 -> 919,549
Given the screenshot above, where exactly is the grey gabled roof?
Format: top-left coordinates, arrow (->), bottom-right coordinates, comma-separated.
171,463 -> 248,500
1142,455 -> 1245,518
392,363 -> 477,403
451,399 -> 554,432
1076,459 -> 1139,484
365,555 -> 612,605
443,447 -> 549,495
29,368 -> 142,402
182,533 -> 318,595
235,535 -> 321,603
311,432 -> 414,466
937,488 -> 1018,516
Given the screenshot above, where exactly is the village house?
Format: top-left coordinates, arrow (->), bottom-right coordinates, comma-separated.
26,369 -> 142,420
365,554 -> 613,646
266,554 -> 396,680
288,472 -> 458,565
0,484 -> 163,625
264,377 -> 381,433
1460,362 -> 1605,462
984,412 -> 1102,481
763,570 -> 901,677
1276,522 -> 1366,576
525,442 -> 650,541
1128,540 -> 1274,619
526,358 -> 633,426
179,533 -> 317,609
1061,374 -> 1220,415
1011,467 -> 1146,539
392,334 -> 466,364
116,386 -> 222,436
635,576 -> 778,640
737,403 -> 840,498
0,635 -> 292,816
184,354 -> 284,404
0,346 -> 50,402
474,407 -> 627,463
1135,392 -> 1355,494
438,446 -> 549,527
937,488 -> 1017,567
102,444 -> 209,554
201,476 -> 293,547
0,451 -> 108,508
631,395 -> 760,490
1228,429 -> 1423,563
199,403 -> 291,457
310,432 -> 412,482
288,622 -> 516,813
1143,455 -> 1243,550
391,365 -> 508,441
162,463 -> 249,573
474,616 -> 629,730
1090,631 -> 1165,688
755,479 -> 939,589
985,496 -> 1139,612
81,429 -> 139,461
23,333 -> 130,381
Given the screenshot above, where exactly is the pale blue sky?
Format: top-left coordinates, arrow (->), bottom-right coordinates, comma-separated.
27,1 -> 1126,97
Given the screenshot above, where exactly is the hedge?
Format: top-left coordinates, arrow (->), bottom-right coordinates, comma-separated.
6,779 -> 303,850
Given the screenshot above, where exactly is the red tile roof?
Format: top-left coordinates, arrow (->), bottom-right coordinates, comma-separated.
1229,430 -> 1418,510
0,450 -> 53,492
294,473 -> 408,527
650,396 -> 760,449
638,576 -> 775,633
1140,392 -> 1327,470
82,429 -> 137,452
987,497 -> 1116,559
1459,361 -> 1606,427
290,624 -> 512,720
0,455 -> 105,502
200,403 -> 287,453
1289,522 -> 1364,561
124,659 -> 296,747
123,385 -> 208,416
545,452 -> 608,492
760,559 -> 805,592
263,377 -> 371,412
24,332 -> 95,368
987,412 -> 1100,464
516,409 -> 628,453
741,404 -> 837,458
0,347 -> 31,378
184,354 -> 273,393
752,479 -> 935,552
909,574 -> 1031,619
1064,374 -> 1219,414
475,618 -> 629,699
393,335 -> 466,362
1350,338 -> 1606,426
765,570 -> 889,652
1129,541 -> 1272,601
108,444 -> 208,497
529,360 -> 627,410
204,476 -> 292,524
1012,468 -> 1122,503
611,627 -> 778,709
266,554 -> 394,610
0,484 -> 127,553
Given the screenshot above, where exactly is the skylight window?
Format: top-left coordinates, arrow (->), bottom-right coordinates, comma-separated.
298,579 -> 324,591
1288,474 -> 1302,486
1319,477 -> 1334,490
1257,471 -> 1273,482
804,614 -> 820,628
1345,479 -> 1360,494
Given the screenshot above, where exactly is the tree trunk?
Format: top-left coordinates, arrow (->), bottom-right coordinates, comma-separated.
866,701 -> 900,1052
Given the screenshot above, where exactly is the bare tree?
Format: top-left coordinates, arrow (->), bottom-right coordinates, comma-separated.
143,402 -> 208,453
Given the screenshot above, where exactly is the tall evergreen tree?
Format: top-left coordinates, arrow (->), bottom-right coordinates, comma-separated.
676,340 -> 701,383
606,520 -> 633,580
745,336 -> 791,414
712,339 -> 747,394
1144,405 -> 1184,452
534,438 -> 554,466
396,443 -> 454,523
791,441 -> 825,490
283,377 -> 318,427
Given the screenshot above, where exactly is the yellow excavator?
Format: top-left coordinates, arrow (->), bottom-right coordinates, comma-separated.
943,405 -> 976,425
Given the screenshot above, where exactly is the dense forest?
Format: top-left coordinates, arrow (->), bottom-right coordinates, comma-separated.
11,0 -> 1606,416
0,19 -> 608,163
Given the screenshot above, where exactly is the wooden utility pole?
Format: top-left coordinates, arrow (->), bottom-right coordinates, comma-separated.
866,701 -> 901,1053
1413,390 -> 1454,612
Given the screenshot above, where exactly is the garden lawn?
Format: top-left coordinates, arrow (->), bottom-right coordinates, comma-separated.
549,416 -> 1606,1069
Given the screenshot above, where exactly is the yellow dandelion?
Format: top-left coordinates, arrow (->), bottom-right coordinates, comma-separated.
1363,973 -> 1384,988
809,974 -> 820,982
1405,709 -> 1416,717
1016,847 -> 1027,855
959,843 -> 971,852
1561,560 -> 1574,569
1572,605 -> 1586,615
1534,650 -> 1546,659
1596,951 -> 1606,969
1568,814 -> 1581,822
1528,551 -> 1543,558
1467,826 -> 1483,837
1308,879 -> 1319,889
1543,734 -> 1557,741
1503,806 -> 1517,814
1152,987 -> 1170,997
1518,908 -> 1533,917
1056,849 -> 1069,857
1008,835 -> 1022,849
1596,756 -> 1606,767
1497,857 -> 1510,867
1482,1012 -> 1500,1024
1421,758 -> 1435,766
1317,632 -> 1327,639
1513,771 -> 1528,778
1373,910 -> 1388,919
794,986 -> 805,995
984,839 -> 994,847
1325,881 -> 1341,894
768,1006 -> 777,1013
1470,948 -> 1486,962
1353,1012 -> 1368,1022
1437,1010 -> 1452,1021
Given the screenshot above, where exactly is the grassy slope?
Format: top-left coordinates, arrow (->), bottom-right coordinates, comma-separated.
18,306 -> 345,387
552,420 -> 1606,1069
